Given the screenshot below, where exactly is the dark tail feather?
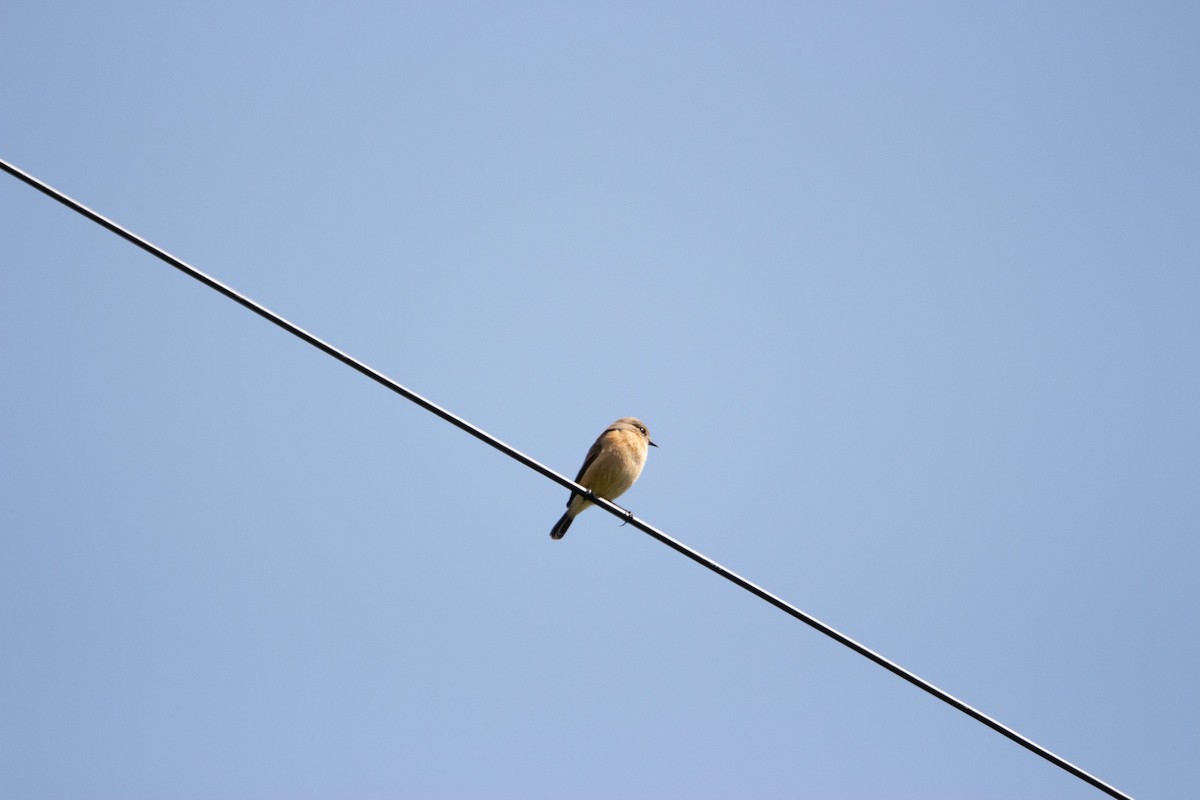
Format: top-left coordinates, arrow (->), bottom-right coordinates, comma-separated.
550,511 -> 574,540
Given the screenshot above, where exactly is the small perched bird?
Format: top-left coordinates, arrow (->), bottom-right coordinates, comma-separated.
550,417 -> 657,540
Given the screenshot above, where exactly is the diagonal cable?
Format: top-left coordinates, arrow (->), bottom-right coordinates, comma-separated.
1,157 -> 1134,800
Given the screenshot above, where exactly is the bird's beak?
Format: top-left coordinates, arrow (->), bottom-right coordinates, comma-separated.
649,440 -> 658,448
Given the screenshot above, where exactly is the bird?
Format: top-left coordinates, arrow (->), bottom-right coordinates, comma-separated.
550,417 -> 657,540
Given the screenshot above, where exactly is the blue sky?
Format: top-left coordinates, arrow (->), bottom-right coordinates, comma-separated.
2,3 -> 1196,798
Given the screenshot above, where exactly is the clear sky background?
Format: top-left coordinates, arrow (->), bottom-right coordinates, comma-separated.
2,3 -> 1197,799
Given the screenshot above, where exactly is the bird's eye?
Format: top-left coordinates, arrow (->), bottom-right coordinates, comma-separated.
637,426 -> 646,434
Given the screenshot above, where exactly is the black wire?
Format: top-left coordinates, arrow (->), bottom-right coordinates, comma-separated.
1,157 -> 1134,800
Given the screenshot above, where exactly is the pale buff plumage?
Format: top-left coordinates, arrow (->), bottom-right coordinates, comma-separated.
550,417 -> 657,540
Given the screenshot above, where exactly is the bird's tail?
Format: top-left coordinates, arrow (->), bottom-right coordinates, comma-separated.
549,511 -> 574,540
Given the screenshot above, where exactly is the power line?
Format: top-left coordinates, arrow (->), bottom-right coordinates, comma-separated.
1,157 -> 1133,800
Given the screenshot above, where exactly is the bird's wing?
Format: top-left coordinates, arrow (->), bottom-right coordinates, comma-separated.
572,436 -> 605,485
